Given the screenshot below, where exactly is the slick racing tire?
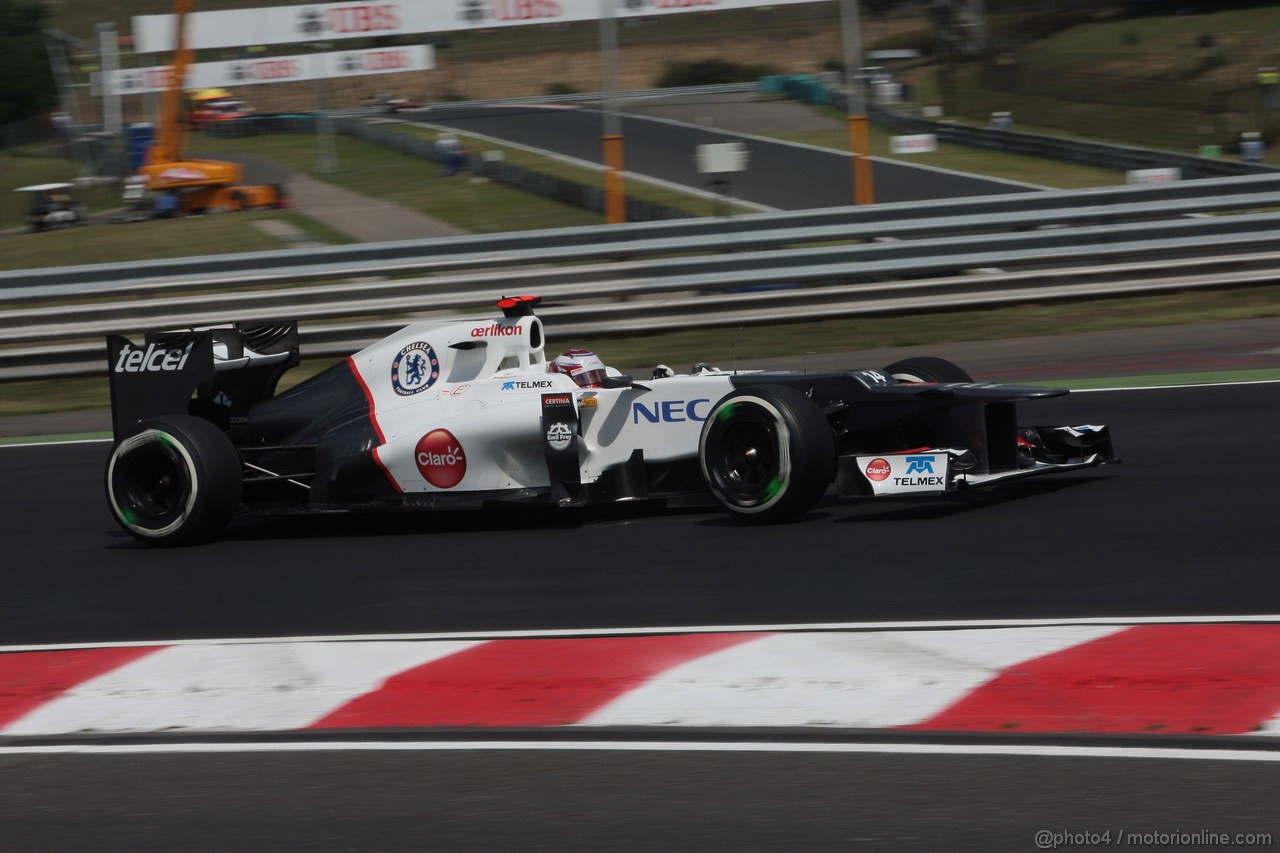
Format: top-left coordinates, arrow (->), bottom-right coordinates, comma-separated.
699,385 -> 836,523
105,415 -> 242,546
884,356 -> 973,384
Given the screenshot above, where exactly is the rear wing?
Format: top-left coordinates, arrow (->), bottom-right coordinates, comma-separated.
106,321 -> 299,440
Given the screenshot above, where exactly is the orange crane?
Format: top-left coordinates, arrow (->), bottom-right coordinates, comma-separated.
136,0 -> 283,213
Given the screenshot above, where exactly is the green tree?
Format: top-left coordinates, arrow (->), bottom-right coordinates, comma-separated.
0,0 -> 56,125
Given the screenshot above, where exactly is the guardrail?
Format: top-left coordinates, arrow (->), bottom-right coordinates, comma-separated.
4,174 -> 1280,380
6,173 -> 1280,299
865,101 -> 1276,180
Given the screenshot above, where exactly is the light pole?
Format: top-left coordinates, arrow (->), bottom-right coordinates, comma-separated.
839,0 -> 874,205
600,0 -> 625,224
310,41 -> 337,174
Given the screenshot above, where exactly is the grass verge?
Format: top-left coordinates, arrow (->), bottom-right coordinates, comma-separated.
0,208 -> 351,271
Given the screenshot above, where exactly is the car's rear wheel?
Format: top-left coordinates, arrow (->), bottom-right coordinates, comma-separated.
699,385 -> 836,522
105,415 -> 242,546
884,356 -> 973,384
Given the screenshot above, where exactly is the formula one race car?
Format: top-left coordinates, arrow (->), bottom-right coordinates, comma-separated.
104,295 -> 1117,545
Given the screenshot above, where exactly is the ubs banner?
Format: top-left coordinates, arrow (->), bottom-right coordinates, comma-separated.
103,45 -> 434,94
133,0 -> 826,53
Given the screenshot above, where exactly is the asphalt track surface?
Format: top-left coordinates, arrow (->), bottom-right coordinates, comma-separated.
1,382 -> 1275,646
4,382 -> 1277,849
3,742 -> 1277,852
412,104 -> 1032,208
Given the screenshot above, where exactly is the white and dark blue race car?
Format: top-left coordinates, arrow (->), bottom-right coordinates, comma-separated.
104,295 -> 1117,545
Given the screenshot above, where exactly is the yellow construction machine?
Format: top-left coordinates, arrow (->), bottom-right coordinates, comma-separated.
136,0 -> 284,213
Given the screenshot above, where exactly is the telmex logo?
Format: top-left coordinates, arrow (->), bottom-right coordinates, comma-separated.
905,456 -> 935,475
471,323 -> 522,337
502,379 -> 554,390
632,399 -> 711,424
114,342 -> 194,374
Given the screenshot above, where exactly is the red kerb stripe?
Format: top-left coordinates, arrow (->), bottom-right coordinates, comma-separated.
910,625 -> 1280,734
0,646 -> 163,728
310,633 -> 763,729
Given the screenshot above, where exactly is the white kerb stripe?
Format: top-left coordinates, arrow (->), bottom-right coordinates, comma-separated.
580,627 -> 1121,728
2,641 -> 482,736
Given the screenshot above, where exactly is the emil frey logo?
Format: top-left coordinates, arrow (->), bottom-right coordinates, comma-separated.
415,429 -> 466,488
546,421 -> 573,451
391,342 -> 440,396
113,342 -> 194,374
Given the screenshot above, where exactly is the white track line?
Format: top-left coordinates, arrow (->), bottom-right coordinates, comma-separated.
2,614 -> 1278,653
1,740 -> 1278,761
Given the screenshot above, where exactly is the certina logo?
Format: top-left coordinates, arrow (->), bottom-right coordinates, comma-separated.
545,421 -> 573,451
471,323 -> 522,337
632,399 -> 711,424
865,458 -> 891,482
459,0 -> 562,24
299,5 -> 401,36
502,379 -> 554,390
415,429 -> 466,488
390,342 -> 440,396
113,342 -> 193,374
543,394 -> 572,407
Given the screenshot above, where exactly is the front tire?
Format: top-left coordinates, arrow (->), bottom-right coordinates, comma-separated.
105,415 -> 242,546
699,385 -> 836,522
884,356 -> 973,384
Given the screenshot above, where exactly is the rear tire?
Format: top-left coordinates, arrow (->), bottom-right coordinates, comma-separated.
884,356 -> 973,384
699,385 -> 836,522
105,415 -> 242,546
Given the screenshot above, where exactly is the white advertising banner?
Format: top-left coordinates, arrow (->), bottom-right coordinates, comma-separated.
133,0 -> 827,54
889,133 -> 937,154
105,44 -> 434,95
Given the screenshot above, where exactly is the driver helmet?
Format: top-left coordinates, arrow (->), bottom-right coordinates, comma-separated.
549,348 -> 606,388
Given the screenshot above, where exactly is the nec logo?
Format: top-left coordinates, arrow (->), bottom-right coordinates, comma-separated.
905,456 -> 936,475
113,342 -> 194,373
632,399 -> 711,424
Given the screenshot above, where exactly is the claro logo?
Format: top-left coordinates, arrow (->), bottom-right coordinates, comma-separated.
415,429 -> 466,488
113,342 -> 193,373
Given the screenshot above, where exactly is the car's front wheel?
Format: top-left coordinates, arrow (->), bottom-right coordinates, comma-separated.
884,356 -> 973,384
105,415 -> 242,546
699,385 -> 836,523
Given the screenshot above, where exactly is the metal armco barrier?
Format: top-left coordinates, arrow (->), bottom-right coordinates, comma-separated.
6,173 -> 1280,298
4,175 -> 1280,380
